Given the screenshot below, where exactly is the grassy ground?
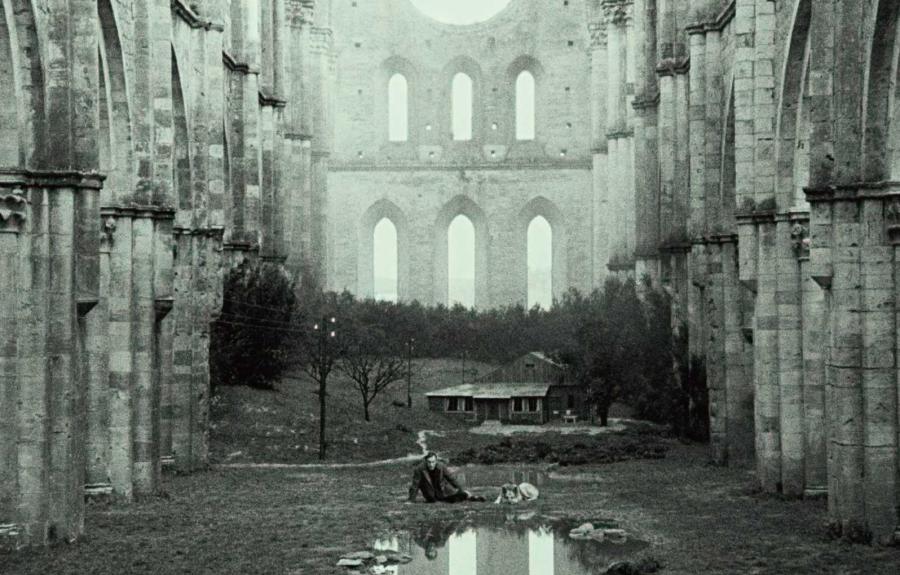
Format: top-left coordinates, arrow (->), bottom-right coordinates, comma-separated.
3,444 -> 899,575
210,358 -> 496,463
4,361 -> 899,574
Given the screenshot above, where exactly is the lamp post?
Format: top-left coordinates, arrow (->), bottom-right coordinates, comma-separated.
406,337 -> 415,408
312,315 -> 336,460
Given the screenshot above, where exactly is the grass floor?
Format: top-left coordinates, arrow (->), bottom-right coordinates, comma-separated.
209,358 -> 497,464
3,443 -> 899,575
4,361 -> 899,574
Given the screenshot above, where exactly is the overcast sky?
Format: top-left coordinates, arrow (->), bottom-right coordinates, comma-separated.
408,0 -> 512,25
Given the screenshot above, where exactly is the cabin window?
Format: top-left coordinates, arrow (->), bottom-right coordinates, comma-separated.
464,397 -> 474,412
513,398 -> 524,412
528,398 -> 539,412
447,397 -> 459,412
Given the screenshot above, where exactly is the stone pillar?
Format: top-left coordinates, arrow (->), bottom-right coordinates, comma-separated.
588,17 -> 609,285
2,171 -> 103,547
0,191 -> 27,550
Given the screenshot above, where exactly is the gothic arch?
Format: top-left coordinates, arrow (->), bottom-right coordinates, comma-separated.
441,56 -> 484,142
518,196 -> 567,305
97,0 -> 134,205
171,47 -> 192,216
434,195 -> 489,307
380,56 -> 418,144
864,0 -> 900,180
506,55 -> 544,142
358,199 -> 409,300
774,0 -> 812,208
1,0 -> 45,167
720,78 -> 736,229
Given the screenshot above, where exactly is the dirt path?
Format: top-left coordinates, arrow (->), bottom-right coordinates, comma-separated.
213,430 -> 440,470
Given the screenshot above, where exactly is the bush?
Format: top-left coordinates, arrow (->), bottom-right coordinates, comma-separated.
211,261 -> 297,390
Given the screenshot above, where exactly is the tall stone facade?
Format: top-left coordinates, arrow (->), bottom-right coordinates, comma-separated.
3,0 -> 900,552
621,0 -> 900,544
0,0 -> 329,548
326,0 -> 604,307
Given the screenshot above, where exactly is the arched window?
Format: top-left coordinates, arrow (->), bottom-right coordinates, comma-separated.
373,218 -> 398,302
452,73 -> 473,141
516,70 -> 536,140
448,214 -> 475,307
388,73 -> 409,142
527,216 -> 552,309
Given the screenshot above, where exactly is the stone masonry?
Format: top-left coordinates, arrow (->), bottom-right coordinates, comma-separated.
3,0 -> 900,551
0,0 -> 329,548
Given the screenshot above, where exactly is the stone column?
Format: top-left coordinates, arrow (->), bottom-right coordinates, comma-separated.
0,190 -> 26,550
588,18 -> 609,286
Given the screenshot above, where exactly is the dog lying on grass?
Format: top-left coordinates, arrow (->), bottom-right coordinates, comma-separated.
494,482 -> 539,504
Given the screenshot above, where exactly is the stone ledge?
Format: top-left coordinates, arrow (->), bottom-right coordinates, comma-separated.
0,168 -> 105,190
171,0 -> 225,32
686,0 -> 736,35
805,180 -> 900,202
656,57 -> 690,77
222,51 -> 259,75
259,92 -> 288,108
173,225 -> 225,238
632,92 -> 660,111
100,205 -> 176,220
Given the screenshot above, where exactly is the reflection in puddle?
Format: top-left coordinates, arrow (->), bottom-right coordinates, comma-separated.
373,514 -> 648,575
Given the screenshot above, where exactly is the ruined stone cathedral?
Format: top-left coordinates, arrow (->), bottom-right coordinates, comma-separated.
1,0 -> 899,550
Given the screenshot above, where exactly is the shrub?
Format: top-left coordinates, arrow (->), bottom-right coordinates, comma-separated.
211,260 -> 297,390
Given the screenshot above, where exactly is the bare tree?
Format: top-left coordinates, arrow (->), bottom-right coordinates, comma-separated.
339,327 -> 408,421
297,314 -> 343,459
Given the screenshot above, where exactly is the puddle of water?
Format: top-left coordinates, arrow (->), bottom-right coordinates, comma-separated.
371,514 -> 648,575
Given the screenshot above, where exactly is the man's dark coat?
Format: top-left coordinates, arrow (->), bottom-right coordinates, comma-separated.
408,461 -> 463,502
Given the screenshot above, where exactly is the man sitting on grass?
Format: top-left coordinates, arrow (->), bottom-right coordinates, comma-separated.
408,452 -> 486,503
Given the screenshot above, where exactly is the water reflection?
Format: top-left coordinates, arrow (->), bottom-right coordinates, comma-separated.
373,514 -> 648,575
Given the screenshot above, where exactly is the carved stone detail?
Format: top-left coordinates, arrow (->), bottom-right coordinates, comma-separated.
886,197 -> 900,244
790,222 -> 810,258
100,215 -> 117,250
0,192 -> 27,233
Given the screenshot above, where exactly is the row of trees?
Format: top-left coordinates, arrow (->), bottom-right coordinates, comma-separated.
211,261 -> 709,460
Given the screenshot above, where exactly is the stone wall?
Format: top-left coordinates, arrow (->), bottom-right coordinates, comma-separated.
326,0 -> 604,307
0,0 -> 327,548
629,0 -> 900,544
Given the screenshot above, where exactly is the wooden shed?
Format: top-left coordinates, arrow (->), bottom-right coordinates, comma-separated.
426,382 -> 552,424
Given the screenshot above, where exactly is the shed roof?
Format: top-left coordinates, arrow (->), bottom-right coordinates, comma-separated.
426,382 -> 551,399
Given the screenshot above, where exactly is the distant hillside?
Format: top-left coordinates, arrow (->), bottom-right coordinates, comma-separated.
210,358 -> 497,464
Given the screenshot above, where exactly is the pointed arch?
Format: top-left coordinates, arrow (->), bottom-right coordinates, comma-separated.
388,74 -> 409,142
171,47 -> 192,214
518,196 -> 567,306
720,79 -> 737,228
507,56 -> 544,142
97,0 -> 134,204
452,73 -> 473,141
774,0 -> 813,208
864,0 -> 900,179
1,0 -> 45,167
380,56 -> 418,148
359,199 -> 409,301
442,56 -> 483,142
434,195 -> 489,307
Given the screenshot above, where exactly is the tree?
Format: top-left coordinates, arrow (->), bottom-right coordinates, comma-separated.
339,326 -> 408,421
558,279 -> 645,426
211,261 -> 296,390
295,291 -> 349,460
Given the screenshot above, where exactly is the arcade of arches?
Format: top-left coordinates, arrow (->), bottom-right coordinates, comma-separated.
1,0 -> 900,549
